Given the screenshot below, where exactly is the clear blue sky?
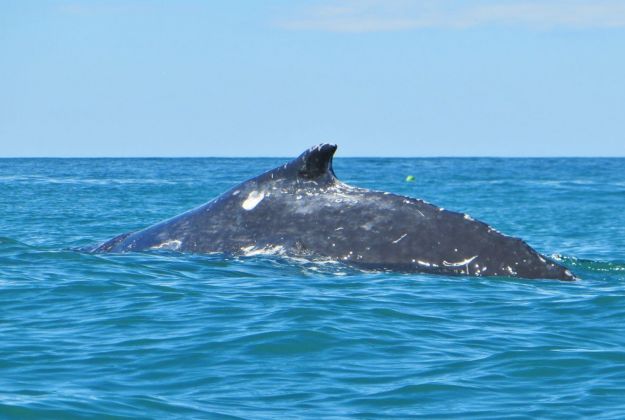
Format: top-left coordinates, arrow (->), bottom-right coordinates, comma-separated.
1,0 -> 624,157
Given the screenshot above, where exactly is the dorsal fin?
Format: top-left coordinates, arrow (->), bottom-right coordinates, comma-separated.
291,143 -> 337,180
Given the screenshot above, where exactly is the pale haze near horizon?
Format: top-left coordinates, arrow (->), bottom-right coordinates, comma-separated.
1,0 -> 624,157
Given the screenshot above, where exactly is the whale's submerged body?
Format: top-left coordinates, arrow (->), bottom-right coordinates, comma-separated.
93,144 -> 575,280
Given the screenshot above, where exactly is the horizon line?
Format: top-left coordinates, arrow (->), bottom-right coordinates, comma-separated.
1,155 -> 624,159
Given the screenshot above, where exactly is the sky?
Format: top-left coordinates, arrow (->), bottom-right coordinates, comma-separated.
1,0 -> 624,157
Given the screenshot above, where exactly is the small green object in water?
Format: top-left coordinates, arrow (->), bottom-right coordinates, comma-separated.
405,175 -> 415,182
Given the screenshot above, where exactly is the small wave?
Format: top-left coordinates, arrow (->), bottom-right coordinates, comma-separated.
228,329 -> 338,356
0,237 -> 31,249
0,175 -> 178,185
553,254 -> 625,273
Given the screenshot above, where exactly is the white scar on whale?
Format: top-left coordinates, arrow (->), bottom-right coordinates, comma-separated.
443,255 -> 478,267
152,239 -> 182,250
392,233 -> 408,243
242,191 -> 265,210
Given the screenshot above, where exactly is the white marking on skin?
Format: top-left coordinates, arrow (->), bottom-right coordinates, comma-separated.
240,245 -> 285,256
242,190 -> 265,210
417,260 -> 431,267
565,269 -> 573,277
153,239 -> 182,250
335,227 -> 344,231
443,255 -> 478,267
392,233 -> 407,243
232,190 -> 240,196
416,209 -> 425,217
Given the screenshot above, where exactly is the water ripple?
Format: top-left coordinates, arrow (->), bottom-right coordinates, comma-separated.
2,158 -> 625,418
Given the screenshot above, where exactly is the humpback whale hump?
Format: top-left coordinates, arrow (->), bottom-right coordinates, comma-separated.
92,143 -> 575,280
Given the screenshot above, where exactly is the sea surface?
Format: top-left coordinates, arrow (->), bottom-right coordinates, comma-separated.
1,157 -> 625,419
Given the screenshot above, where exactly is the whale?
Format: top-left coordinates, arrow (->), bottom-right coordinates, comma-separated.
93,144 -> 575,281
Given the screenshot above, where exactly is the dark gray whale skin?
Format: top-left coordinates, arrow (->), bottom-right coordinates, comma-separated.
93,144 -> 575,281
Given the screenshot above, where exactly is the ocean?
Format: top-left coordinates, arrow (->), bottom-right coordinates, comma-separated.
1,157 -> 625,419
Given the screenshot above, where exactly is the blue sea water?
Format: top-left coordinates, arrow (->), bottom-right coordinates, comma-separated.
1,157 -> 625,419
